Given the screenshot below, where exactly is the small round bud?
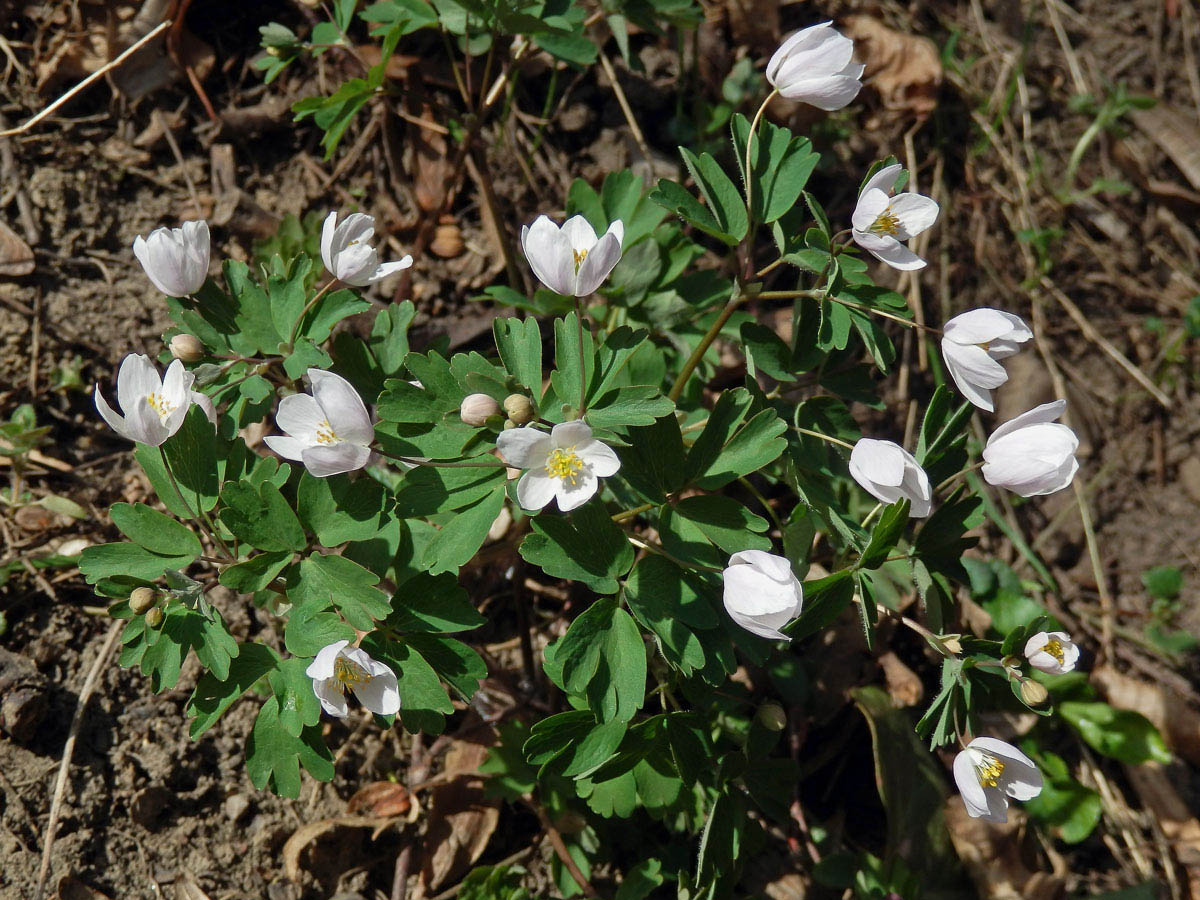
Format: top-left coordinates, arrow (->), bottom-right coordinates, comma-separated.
503,393 -> 535,425
503,419 -> 516,430
755,702 -> 787,732
1020,678 -> 1049,706
144,606 -> 165,628
129,587 -> 158,614
169,333 -> 205,363
460,393 -> 501,427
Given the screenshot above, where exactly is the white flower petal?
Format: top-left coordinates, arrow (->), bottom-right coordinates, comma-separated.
577,440 -> 620,477
496,427 -> 553,468
516,469 -> 557,511
313,677 -> 350,717
310,369 -> 374,445
574,230 -> 623,296
561,215 -> 599,253
301,442 -> 371,477
888,193 -> 940,239
943,308 -> 1031,345
856,232 -> 926,270
852,188 -> 892,233
94,385 -> 133,442
551,419 -> 593,448
554,468 -> 598,511
522,217 -> 575,296
988,400 -> 1067,443
777,73 -> 864,110
117,354 -> 161,410
850,438 -> 906,487
275,393 -> 327,444
354,667 -> 400,716
320,210 -> 339,275
306,640 -> 350,679
860,163 -> 904,200
263,434 -> 309,462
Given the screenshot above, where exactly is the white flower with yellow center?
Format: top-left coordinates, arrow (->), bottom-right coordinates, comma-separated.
851,163 -> 940,271
320,211 -> 413,287
94,353 -> 213,447
1024,630 -> 1080,675
264,368 -> 373,477
953,737 -> 1043,823
495,420 -> 620,512
306,640 -> 400,718
520,215 -> 624,297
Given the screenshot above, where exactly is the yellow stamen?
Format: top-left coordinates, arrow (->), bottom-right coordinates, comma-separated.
1041,639 -> 1065,664
869,207 -> 901,237
333,655 -> 372,691
145,392 -> 178,424
315,419 -> 339,445
546,446 -> 585,485
976,754 -> 1005,788
572,247 -> 589,271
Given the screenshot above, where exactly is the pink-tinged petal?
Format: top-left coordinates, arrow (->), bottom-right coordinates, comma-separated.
354,667 -> 400,715
521,216 -> 575,296
577,440 -> 620,477
574,230 -> 623,296
852,188 -> 892,233
496,426 -> 553,468
94,385 -> 134,441
850,438 -> 906,487
190,391 -> 217,425
775,73 -> 863,110
516,470 -> 557,511
313,677 -> 350,717
561,215 -> 599,253
860,163 -> 904,199
275,392 -> 327,443
310,369 -> 373,445
263,434 -> 309,462
117,354 -> 161,410
888,193 -> 940,239
554,468 -> 598,511
302,442 -> 371,477
320,211 -> 339,274
306,640 -> 350,679
987,399 -> 1067,443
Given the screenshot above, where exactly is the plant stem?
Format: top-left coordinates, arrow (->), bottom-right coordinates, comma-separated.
612,502 -> 655,523
375,448 -> 507,468
574,300 -> 588,415
158,445 -> 232,559
668,285 -> 744,402
738,476 -> 783,534
743,88 -> 779,221
859,502 -> 883,529
287,277 -> 339,350
935,460 -> 985,493
794,426 -> 853,450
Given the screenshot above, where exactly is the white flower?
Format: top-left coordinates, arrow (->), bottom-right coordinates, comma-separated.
264,368 -> 373,477
982,400 -> 1078,497
721,550 -> 804,641
851,163 -> 940,271
765,21 -> 864,110
94,353 -> 212,446
953,737 -> 1043,823
1024,631 -> 1080,675
848,438 -> 932,518
942,309 -> 1034,412
495,420 -> 620,512
321,211 -> 413,287
132,220 -> 210,297
306,640 -> 400,718
520,215 -> 624,297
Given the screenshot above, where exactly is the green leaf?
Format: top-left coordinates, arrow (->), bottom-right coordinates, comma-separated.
590,607 -> 647,722
585,385 -> 675,429
1059,702 -> 1172,764
857,500 -> 910,570
246,697 -> 334,797
555,598 -> 617,694
1021,747 -> 1102,844
284,602 -> 356,657
731,113 -> 818,224
562,719 -> 629,777
520,501 -> 635,594
494,316 -> 543,400
120,604 -> 238,691
269,656 -> 324,737
693,408 -> 786,490
291,554 -> 392,631
550,312 -> 596,414
361,633 -> 454,733
109,503 -> 203,557
406,632 -> 486,701
188,642 -> 278,738
219,550 -> 292,593
387,572 -> 484,633
673,495 -> 770,554
135,407 -> 224,516
219,480 -> 306,552
1141,565 -> 1183,600
80,542 -> 195,586
649,179 -> 733,244
297,473 -> 390,546
679,148 -> 749,242
420,486 -> 505,574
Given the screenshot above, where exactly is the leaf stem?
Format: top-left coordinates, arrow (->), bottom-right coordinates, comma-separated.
286,277 -> 339,350
743,88 -> 780,221
668,285 -> 745,402
158,445 -> 233,560
794,426 -> 853,450
574,301 -> 588,416
374,447 -> 506,468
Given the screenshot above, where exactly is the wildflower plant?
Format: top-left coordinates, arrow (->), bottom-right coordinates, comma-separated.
78,11 -> 1172,897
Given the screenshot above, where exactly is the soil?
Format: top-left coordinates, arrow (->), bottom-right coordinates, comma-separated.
3,0 -> 1200,898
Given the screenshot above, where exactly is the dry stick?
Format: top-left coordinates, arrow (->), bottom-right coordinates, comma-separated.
0,21 -> 171,138
596,49 -> 653,166
35,619 -> 122,900
1040,277 -> 1172,408
528,799 -> 599,898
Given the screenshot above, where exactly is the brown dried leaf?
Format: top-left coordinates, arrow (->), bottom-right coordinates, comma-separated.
412,104 -> 451,213
57,876 -> 112,900
173,870 -> 213,900
944,800 -> 1066,900
1124,762 -> 1200,896
282,816 -> 398,882
1132,106 -> 1200,192
417,730 -> 502,895
842,15 -> 942,119
0,220 -> 34,277
346,781 -> 417,820
877,651 -> 924,707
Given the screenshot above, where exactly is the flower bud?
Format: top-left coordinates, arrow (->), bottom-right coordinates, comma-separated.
129,586 -> 158,614
755,702 -> 787,732
1020,678 -> 1049,706
940,635 -> 962,655
144,606 -> 164,628
503,393 -> 535,425
169,333 -> 205,363
460,393 -> 500,427
502,419 -> 516,430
